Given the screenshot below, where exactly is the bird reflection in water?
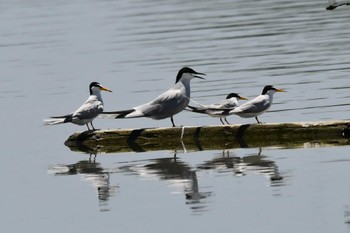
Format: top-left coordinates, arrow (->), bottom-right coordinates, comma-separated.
197,148 -> 285,187
48,155 -> 118,212
119,154 -> 212,214
184,170 -> 212,214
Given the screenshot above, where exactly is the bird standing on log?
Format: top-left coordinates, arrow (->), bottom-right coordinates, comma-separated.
187,93 -> 248,125
100,67 -> 205,127
44,82 -> 112,130
228,85 -> 285,123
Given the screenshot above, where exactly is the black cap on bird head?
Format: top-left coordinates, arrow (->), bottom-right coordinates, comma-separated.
88,82 -> 112,95
226,93 -> 241,99
175,67 -> 205,83
89,82 -> 101,94
261,85 -> 285,95
261,85 -> 275,95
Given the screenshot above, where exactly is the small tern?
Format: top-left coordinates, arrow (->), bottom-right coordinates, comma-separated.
187,93 -> 248,125
44,82 -> 112,130
100,67 -> 205,127
228,85 -> 285,123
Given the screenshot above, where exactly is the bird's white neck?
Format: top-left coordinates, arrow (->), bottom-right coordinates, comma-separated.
178,73 -> 193,97
91,89 -> 103,102
231,98 -> 239,106
265,90 -> 276,103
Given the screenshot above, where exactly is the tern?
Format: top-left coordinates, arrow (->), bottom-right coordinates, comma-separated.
44,82 -> 112,130
187,93 -> 248,125
100,67 -> 205,127
228,85 -> 285,123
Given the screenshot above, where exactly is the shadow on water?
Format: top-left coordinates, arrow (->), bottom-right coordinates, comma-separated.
48,148 -> 287,213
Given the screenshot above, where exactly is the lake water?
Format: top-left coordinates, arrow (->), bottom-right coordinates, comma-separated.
1,0 -> 350,232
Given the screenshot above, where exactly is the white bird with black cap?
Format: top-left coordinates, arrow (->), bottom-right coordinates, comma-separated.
44,82 -> 112,130
228,85 -> 285,123
187,93 -> 248,125
100,67 -> 205,127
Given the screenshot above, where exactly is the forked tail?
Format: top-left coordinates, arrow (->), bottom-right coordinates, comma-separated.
99,109 -> 136,119
43,114 -> 72,125
43,118 -> 66,126
186,105 -> 209,114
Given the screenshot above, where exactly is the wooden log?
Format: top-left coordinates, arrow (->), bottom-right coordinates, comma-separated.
64,120 -> 350,154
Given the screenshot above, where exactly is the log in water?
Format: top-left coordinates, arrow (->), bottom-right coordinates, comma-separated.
64,120 -> 350,154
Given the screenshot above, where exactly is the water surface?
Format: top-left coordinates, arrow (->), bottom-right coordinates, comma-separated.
1,0 -> 350,232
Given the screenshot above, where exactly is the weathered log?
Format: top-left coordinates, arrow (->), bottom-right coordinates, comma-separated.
64,120 -> 350,154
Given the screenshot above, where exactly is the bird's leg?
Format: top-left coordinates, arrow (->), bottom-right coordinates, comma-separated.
86,124 -> 91,131
90,122 -> 96,131
220,118 -> 225,125
171,116 -> 176,127
255,117 -> 261,124
224,118 -> 230,125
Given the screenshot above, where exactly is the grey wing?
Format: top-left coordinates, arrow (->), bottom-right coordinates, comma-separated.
73,99 -> 104,120
139,88 -> 188,119
202,99 -> 237,113
217,99 -> 238,109
238,96 -> 270,114
206,102 -> 224,109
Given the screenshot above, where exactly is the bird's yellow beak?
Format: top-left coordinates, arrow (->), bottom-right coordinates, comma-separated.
239,96 -> 248,100
276,88 -> 286,92
100,86 -> 112,92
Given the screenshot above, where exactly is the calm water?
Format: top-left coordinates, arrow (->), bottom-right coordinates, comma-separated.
1,0 -> 350,232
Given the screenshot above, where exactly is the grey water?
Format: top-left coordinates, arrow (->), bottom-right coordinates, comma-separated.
1,0 -> 350,232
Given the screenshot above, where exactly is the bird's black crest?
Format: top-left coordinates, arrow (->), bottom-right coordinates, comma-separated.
226,93 -> 240,99
175,67 -> 197,83
89,82 -> 101,95
261,85 -> 275,95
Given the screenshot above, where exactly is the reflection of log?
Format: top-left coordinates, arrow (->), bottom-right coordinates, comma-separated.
65,120 -> 350,153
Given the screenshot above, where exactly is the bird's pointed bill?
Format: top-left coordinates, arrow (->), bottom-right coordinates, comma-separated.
100,86 -> 112,92
194,75 -> 205,79
275,88 -> 286,92
195,71 -> 206,76
193,70 -> 206,79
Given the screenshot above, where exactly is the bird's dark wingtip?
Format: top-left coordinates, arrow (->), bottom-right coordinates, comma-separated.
49,114 -> 72,119
187,105 -> 197,110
